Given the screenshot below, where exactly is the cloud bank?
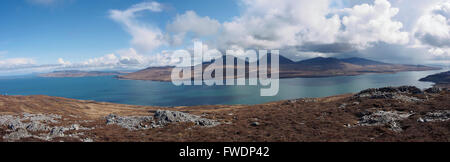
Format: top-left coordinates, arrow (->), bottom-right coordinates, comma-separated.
1,0 -> 449,75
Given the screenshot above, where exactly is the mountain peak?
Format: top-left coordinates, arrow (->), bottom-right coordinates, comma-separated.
264,53 -> 296,64
297,57 -> 341,64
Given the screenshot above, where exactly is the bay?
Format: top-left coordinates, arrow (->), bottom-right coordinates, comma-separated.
0,69 -> 446,106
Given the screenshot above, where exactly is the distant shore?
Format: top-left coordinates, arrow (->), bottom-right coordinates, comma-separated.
116,67 -> 441,82
116,56 -> 441,82
38,70 -> 130,78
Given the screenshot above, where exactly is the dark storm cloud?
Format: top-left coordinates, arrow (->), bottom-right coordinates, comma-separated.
356,43 -> 429,64
433,8 -> 450,19
119,58 -> 141,65
415,33 -> 450,48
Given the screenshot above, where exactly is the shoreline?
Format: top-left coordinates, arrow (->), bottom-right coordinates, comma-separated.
116,68 -> 442,82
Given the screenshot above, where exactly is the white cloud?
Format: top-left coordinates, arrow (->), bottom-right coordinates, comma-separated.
82,54 -> 119,67
389,0 -> 443,31
413,2 -> 450,48
7,0 -> 449,74
109,2 -> 166,53
167,11 -> 221,37
215,0 -> 408,55
0,52 -> 62,75
147,50 -> 185,67
70,49 -> 149,69
103,0 -> 413,67
411,1 -> 450,61
57,58 -> 71,66
116,48 -> 146,65
218,0 -> 341,50
338,0 -> 409,47
428,48 -> 449,56
56,48 -> 171,70
0,58 -> 36,70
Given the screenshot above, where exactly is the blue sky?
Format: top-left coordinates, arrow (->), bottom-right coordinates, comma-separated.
0,0 -> 449,75
0,0 -> 240,64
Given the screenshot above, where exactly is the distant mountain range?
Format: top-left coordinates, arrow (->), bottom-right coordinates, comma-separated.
118,55 -> 441,81
39,70 -> 129,78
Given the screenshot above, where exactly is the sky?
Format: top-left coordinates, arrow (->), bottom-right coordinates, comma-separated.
0,0 -> 449,75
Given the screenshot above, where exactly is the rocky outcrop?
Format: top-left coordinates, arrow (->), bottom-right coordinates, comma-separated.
357,110 -> 413,132
154,110 -> 220,127
105,110 -> 220,130
355,86 -> 424,102
357,86 -> 423,96
105,114 -> 154,130
424,87 -> 443,93
418,110 -> 450,123
0,113 -> 61,132
1,110 -> 220,141
0,113 -> 93,142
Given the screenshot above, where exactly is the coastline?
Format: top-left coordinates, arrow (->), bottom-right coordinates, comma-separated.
115,67 -> 442,82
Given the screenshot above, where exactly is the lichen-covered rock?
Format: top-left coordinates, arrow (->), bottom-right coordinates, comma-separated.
50,127 -> 66,137
26,122 -> 50,132
424,87 -> 442,93
22,113 -> 61,123
105,114 -> 154,130
104,110 -> 220,131
154,110 -> 220,127
418,110 -> 450,123
397,86 -> 423,94
355,86 -> 424,102
70,124 -> 80,131
357,110 -> 413,132
392,94 -> 423,103
0,113 -> 95,141
0,113 -> 61,132
3,129 -> 32,141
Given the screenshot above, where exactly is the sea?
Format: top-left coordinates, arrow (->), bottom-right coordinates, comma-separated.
0,69 -> 446,106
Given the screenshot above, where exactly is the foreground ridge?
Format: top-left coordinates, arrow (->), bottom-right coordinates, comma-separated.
0,86 -> 448,142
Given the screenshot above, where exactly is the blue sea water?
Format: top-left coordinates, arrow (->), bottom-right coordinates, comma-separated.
0,69 -> 446,106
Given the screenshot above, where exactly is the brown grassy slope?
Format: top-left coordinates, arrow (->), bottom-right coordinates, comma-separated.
0,89 -> 448,142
